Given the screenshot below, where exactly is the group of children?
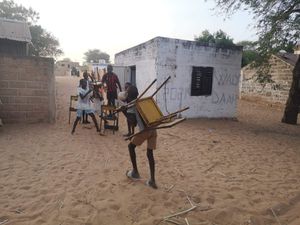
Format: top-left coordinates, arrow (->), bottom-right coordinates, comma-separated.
71,67 -> 136,136
71,66 -> 158,189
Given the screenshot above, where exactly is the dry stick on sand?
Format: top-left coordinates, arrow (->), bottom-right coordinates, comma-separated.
215,171 -> 227,177
203,162 -> 219,173
184,218 -> 190,225
166,184 -> 175,192
158,190 -> 212,225
270,207 -> 283,225
163,190 -> 197,221
59,200 -> 64,209
11,208 -> 22,214
0,219 -> 8,225
175,167 -> 184,177
163,205 -> 197,221
164,219 -> 182,225
104,153 -> 110,168
178,190 -> 194,207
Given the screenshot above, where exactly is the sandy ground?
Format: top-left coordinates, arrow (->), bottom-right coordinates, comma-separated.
1,76 -> 300,225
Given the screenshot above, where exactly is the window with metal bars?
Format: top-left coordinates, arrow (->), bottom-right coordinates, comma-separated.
191,66 -> 213,96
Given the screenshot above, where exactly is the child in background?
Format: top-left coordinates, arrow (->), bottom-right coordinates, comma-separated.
123,82 -> 139,137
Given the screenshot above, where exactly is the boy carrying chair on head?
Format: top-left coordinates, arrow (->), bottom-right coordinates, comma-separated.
116,76 -> 189,189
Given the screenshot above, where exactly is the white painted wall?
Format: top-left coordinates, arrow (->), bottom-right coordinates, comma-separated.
113,66 -> 130,90
115,37 -> 242,118
115,40 -> 158,97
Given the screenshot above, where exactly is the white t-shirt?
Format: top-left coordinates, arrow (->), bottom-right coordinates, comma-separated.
77,87 -> 92,110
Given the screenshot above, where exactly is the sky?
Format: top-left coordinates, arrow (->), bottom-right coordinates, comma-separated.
14,0 -> 257,63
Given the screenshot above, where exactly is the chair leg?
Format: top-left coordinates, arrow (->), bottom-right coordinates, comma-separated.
116,115 -> 119,129
99,117 -> 102,132
113,119 -> 115,135
68,111 -> 71,124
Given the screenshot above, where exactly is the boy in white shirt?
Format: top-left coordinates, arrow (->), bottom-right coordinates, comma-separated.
71,79 -> 100,134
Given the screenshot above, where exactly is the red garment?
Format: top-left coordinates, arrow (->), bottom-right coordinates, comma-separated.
102,73 -> 121,92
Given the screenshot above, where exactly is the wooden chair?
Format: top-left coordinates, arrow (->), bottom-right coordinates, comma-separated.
99,105 -> 119,134
127,96 -> 188,140
115,76 -> 189,140
68,95 -> 78,124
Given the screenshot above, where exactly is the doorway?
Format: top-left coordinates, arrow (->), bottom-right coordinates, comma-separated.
130,66 -> 136,86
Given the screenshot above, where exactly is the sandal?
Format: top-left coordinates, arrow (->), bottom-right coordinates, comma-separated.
126,170 -> 140,180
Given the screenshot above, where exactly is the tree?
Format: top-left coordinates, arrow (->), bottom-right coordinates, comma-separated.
29,25 -> 63,57
194,30 -> 215,44
236,41 -> 256,51
214,0 -> 300,124
0,0 -> 63,58
241,50 -> 259,67
236,40 -> 259,67
0,0 -> 39,24
195,29 -> 236,48
84,49 -> 110,63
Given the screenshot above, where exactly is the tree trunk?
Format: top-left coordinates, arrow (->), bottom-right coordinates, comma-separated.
281,56 -> 300,124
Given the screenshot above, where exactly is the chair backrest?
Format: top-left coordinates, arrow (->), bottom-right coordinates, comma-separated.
101,105 -> 116,112
70,95 -> 78,110
135,97 -> 163,127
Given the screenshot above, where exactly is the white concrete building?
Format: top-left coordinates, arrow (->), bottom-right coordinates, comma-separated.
114,37 -> 242,118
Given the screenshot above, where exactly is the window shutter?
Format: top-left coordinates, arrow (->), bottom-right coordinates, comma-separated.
191,67 -> 213,96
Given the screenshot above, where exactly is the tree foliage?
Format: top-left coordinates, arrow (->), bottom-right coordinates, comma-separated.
195,29 -> 236,48
29,25 -> 63,57
0,0 -> 63,58
214,0 -> 299,78
214,0 -> 300,124
0,0 -> 39,24
236,40 -> 256,51
236,40 -> 258,67
241,50 -> 259,67
84,49 -> 110,63
214,0 -> 300,59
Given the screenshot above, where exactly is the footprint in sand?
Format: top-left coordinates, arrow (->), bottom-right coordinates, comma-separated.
161,193 -> 170,201
139,203 -> 148,210
99,207 -> 108,212
206,195 -> 215,204
163,201 -> 173,207
20,186 -> 31,190
54,183 -> 63,189
72,179 -> 82,186
98,182 -> 107,188
109,203 -> 120,211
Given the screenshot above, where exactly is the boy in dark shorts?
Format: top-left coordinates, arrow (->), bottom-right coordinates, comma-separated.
127,129 -> 157,189
124,104 -> 158,189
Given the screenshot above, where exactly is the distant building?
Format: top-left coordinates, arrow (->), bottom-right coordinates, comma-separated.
54,60 -> 80,76
0,18 -> 31,56
115,37 -> 242,118
241,52 -> 299,105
